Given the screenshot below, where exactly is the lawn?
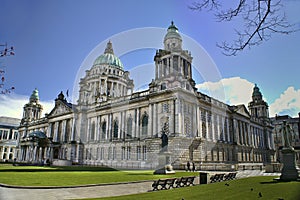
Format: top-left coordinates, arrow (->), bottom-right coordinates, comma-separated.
81,176 -> 300,200
0,164 -> 197,186
1,164 -> 299,199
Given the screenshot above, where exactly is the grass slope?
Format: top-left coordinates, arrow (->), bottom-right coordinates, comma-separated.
83,176 -> 300,200
0,164 -> 197,186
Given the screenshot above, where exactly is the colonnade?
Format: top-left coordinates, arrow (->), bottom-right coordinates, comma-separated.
19,145 -> 51,163
48,119 -> 73,142
155,56 -> 192,79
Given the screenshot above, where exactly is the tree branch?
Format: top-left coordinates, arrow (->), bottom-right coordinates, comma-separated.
190,0 -> 299,56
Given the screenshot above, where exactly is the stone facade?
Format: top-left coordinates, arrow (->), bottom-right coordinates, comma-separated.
0,116 -> 20,162
271,113 -> 300,164
16,22 -> 276,170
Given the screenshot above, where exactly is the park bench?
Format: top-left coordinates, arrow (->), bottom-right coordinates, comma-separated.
210,173 -> 225,183
152,178 -> 176,191
224,172 -> 237,180
175,176 -> 195,187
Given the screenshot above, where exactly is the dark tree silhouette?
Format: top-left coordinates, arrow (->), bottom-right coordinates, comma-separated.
0,43 -> 15,94
190,0 -> 298,56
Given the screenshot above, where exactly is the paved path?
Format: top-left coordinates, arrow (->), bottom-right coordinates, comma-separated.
0,170 -> 280,200
0,181 -> 154,200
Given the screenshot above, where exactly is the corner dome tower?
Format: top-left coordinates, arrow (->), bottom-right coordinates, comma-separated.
248,84 -> 269,119
93,41 -> 124,70
21,88 -> 43,123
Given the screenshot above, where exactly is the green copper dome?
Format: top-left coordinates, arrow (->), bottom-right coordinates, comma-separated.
252,84 -> 262,99
93,41 -> 124,70
28,131 -> 47,139
164,21 -> 182,41
30,88 -> 39,101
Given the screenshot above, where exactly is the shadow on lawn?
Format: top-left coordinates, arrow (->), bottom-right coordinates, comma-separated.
260,180 -> 279,184
0,165 -> 118,172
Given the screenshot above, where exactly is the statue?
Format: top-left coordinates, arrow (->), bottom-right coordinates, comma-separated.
160,122 -> 169,151
154,122 -> 175,175
161,131 -> 168,150
277,120 -> 298,181
280,120 -> 293,149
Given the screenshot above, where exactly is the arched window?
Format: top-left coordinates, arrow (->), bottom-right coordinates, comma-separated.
90,122 -> 95,140
127,116 -> 133,138
113,119 -> 118,138
184,117 -> 191,137
141,113 -> 148,136
202,122 -> 206,138
101,121 -> 106,139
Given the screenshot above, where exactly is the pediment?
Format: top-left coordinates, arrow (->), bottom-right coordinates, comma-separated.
235,105 -> 251,118
48,101 -> 73,117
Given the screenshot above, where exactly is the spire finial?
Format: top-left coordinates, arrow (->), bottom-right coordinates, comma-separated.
104,40 -> 114,54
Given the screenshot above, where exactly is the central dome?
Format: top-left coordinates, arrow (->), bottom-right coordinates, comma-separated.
93,41 -> 124,70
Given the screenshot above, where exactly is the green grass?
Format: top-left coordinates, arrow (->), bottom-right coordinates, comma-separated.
0,164 -> 197,186
1,164 -> 299,199
81,176 -> 300,200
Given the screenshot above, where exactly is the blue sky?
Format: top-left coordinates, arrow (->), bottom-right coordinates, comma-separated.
0,0 -> 299,118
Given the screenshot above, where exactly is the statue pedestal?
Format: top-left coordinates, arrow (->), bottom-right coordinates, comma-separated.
153,151 -> 175,175
279,148 -> 299,181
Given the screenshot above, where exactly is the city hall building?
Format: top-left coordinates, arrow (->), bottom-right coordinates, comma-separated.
16,22 -> 275,170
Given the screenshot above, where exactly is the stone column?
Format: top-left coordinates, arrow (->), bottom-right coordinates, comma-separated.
33,146 -> 37,162
197,107 -> 201,137
211,114 -> 215,141
136,108 -> 140,138
205,111 -> 209,139
148,104 -> 153,137
119,112 -> 123,139
108,114 -> 112,140
53,122 -> 58,142
153,103 -> 157,136
62,120 -> 67,142
178,99 -> 183,136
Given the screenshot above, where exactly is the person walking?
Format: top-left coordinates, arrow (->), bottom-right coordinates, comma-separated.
187,161 -> 191,171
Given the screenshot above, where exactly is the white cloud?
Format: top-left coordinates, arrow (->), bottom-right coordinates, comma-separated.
269,87 -> 300,117
196,77 -> 254,106
196,77 -> 299,118
0,93 -> 54,119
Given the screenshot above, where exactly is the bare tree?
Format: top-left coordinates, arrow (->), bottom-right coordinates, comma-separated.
0,43 -> 15,94
190,0 -> 298,56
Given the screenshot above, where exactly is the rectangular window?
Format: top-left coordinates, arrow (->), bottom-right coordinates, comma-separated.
137,146 -> 141,160
121,147 -> 126,160
126,146 -> 131,160
108,147 -> 111,160
142,145 -> 147,160
3,130 -> 8,140
96,148 -> 100,160
112,147 -> 116,160
100,147 -> 104,160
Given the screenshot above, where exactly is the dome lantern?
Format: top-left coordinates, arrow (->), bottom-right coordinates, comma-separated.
30,88 -> 39,103
164,21 -> 182,51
